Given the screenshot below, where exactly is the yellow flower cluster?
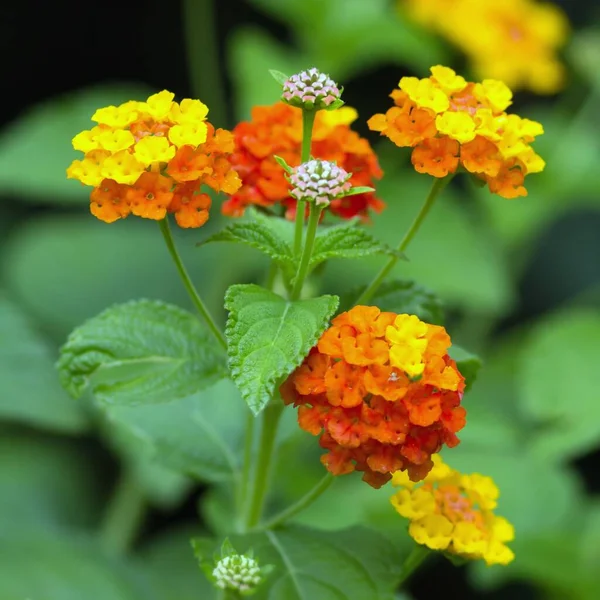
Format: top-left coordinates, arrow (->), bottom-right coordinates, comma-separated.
400,0 -> 569,94
391,455 -> 515,566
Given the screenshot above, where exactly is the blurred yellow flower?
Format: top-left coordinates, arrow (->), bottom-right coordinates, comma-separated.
400,0 -> 569,94
391,455 -> 515,566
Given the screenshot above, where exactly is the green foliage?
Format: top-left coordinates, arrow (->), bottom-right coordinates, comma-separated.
58,300 -> 226,405
0,293 -> 88,433
311,220 -> 403,268
196,526 -> 405,600
225,284 -> 339,414
449,345 -> 482,391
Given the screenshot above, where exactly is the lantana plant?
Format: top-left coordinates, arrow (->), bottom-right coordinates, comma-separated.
60,64 -> 544,596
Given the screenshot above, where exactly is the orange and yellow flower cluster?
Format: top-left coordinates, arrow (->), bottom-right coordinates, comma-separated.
368,66 -> 545,198
280,306 -> 466,488
391,455 -> 515,565
223,103 -> 384,221
400,0 -> 569,94
67,91 -> 241,228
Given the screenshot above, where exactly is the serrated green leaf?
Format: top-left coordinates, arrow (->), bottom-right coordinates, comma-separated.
225,284 -> 338,414
0,292 -> 89,433
448,345 -> 482,392
101,379 -> 246,482
58,300 -> 227,406
311,221 -> 402,268
198,526 -> 404,600
269,69 -> 290,85
340,279 -> 444,325
200,221 -> 294,269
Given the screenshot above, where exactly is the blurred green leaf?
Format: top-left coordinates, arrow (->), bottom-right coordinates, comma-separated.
0,84 -> 151,204
518,309 -> 600,461
140,526 -> 215,600
0,530 -> 148,600
1,214 -> 261,342
101,379 -> 247,483
198,526 -> 404,600
58,299 -> 226,405
225,284 -> 338,414
449,345 -> 482,392
0,292 -> 88,432
339,279 -> 444,324
0,431 -> 102,533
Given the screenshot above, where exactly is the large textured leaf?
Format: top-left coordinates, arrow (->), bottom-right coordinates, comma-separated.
311,221 -> 402,268
58,300 -> 227,405
340,279 -> 444,324
194,526 -> 404,600
225,284 -> 338,414
517,309 -> 600,461
101,379 -> 247,483
0,293 -> 88,433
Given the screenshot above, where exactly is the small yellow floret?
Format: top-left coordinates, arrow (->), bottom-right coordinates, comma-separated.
96,129 -> 135,153
170,98 -> 209,124
133,136 -> 176,166
92,105 -> 139,128
409,514 -> 453,550
320,106 -> 359,129
100,150 -> 145,185
430,65 -> 467,93
435,111 -> 476,143
475,80 -> 513,112
66,149 -> 110,186
143,90 -> 175,121
168,122 -> 209,148
72,126 -> 105,153
400,77 -> 449,113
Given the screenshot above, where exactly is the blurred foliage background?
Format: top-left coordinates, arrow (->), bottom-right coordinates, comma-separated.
1,0 -> 599,598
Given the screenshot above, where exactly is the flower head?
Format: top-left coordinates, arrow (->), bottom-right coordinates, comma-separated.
289,159 -> 352,207
280,306 -> 466,488
67,91 -> 241,228
400,0 -> 569,94
224,103 -> 384,220
368,66 -> 545,198
390,455 -> 515,565
282,68 -> 342,110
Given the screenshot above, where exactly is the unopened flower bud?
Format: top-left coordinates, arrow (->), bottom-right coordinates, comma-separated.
212,554 -> 262,593
282,68 -> 342,110
289,159 -> 352,207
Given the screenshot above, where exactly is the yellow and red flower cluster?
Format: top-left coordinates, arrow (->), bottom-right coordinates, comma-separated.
400,0 -> 568,94
280,306 -> 466,488
223,103 -> 384,221
391,455 -> 515,565
67,91 -> 241,228
368,66 -> 545,198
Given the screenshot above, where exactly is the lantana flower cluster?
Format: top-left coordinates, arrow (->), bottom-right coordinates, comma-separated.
280,306 -> 466,488
400,0 -> 568,94
223,103 -> 384,220
391,455 -> 515,565
368,66 -> 545,198
67,91 -> 241,228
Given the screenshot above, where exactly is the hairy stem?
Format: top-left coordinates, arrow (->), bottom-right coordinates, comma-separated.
290,204 -> 323,300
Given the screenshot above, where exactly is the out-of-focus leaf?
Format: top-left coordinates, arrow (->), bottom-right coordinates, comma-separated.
101,379 -> 247,483
0,292 -> 88,432
518,309 -> 600,461
0,85 -> 152,203
449,345 -> 481,392
0,431 -> 102,533
58,300 -> 226,406
225,284 -> 338,414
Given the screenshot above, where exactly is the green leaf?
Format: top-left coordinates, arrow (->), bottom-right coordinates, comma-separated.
200,221 -> 294,270
225,284 -> 339,414
269,69 -> 290,85
217,526 -> 404,599
0,292 -> 89,433
311,221 -> 403,268
344,185 -> 376,196
273,154 -> 293,173
448,345 -> 482,392
0,84 -> 152,204
518,309 -> 600,461
101,379 -> 247,482
340,279 -> 444,325
58,300 -> 227,406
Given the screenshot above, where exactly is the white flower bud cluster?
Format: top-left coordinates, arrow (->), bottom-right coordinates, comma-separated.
212,554 -> 262,592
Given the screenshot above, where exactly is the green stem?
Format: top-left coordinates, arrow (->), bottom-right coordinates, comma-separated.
293,110 -> 317,256
398,545 -> 432,587
354,176 -> 452,305
182,0 -> 227,126
290,204 -> 323,300
261,473 -> 334,530
237,411 -> 255,530
245,402 -> 284,529
158,217 -> 227,350
100,471 -> 146,555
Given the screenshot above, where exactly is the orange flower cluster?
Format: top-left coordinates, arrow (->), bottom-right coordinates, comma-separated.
223,103 -> 384,220
67,91 -> 241,228
368,66 -> 545,198
280,306 -> 466,488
